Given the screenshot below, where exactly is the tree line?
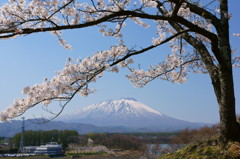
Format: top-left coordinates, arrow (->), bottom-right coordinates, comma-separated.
11,129 -> 78,149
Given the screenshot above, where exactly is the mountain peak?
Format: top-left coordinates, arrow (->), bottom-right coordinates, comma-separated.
119,97 -> 137,101
95,98 -> 162,116
106,97 -> 137,103
59,98 -> 203,130
61,98 -> 165,125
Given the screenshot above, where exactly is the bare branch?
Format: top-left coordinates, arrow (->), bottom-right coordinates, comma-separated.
168,0 -> 221,29
171,0 -> 183,17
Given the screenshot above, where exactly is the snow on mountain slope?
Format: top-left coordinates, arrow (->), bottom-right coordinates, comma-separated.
59,98 -> 203,130
71,98 -> 162,118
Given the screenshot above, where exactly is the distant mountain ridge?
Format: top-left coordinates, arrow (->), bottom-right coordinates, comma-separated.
0,119 -> 130,137
0,98 -> 206,137
59,98 -> 204,130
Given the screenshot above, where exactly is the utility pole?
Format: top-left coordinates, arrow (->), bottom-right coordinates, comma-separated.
19,117 -> 25,153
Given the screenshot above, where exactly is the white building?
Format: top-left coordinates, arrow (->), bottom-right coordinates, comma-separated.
34,142 -> 63,156
22,146 -> 38,153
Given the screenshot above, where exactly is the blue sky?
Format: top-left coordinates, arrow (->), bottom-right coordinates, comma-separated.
0,1 -> 239,124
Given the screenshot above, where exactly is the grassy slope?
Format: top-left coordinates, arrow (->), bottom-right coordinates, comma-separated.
159,140 -> 240,159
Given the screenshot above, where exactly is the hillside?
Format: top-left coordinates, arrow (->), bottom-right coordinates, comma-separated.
159,140 -> 240,159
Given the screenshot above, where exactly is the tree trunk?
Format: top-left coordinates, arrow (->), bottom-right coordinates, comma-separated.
212,66 -> 240,142
213,0 -> 240,142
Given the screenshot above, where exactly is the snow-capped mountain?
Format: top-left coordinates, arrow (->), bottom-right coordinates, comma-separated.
59,98 -> 203,131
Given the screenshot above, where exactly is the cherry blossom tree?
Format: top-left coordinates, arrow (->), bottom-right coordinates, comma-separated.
0,0 -> 239,142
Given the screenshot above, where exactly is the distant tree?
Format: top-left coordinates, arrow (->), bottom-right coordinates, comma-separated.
59,130 -> 79,149
0,0 -> 239,143
87,133 -> 109,145
66,135 -> 88,145
105,134 -> 144,150
11,133 -> 21,148
86,133 -> 144,150
171,125 -> 219,146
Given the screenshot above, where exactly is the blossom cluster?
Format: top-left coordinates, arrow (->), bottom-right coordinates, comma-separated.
233,33 -> 240,37
127,52 -> 188,88
232,56 -> 240,67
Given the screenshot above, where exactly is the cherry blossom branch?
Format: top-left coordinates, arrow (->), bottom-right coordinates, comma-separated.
0,10 -> 216,41
0,28 -> 191,121
48,0 -> 75,20
167,0 -> 220,28
128,58 -> 201,87
156,1 -> 220,75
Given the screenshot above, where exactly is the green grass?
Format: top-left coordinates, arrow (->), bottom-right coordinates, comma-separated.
159,139 -> 240,159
